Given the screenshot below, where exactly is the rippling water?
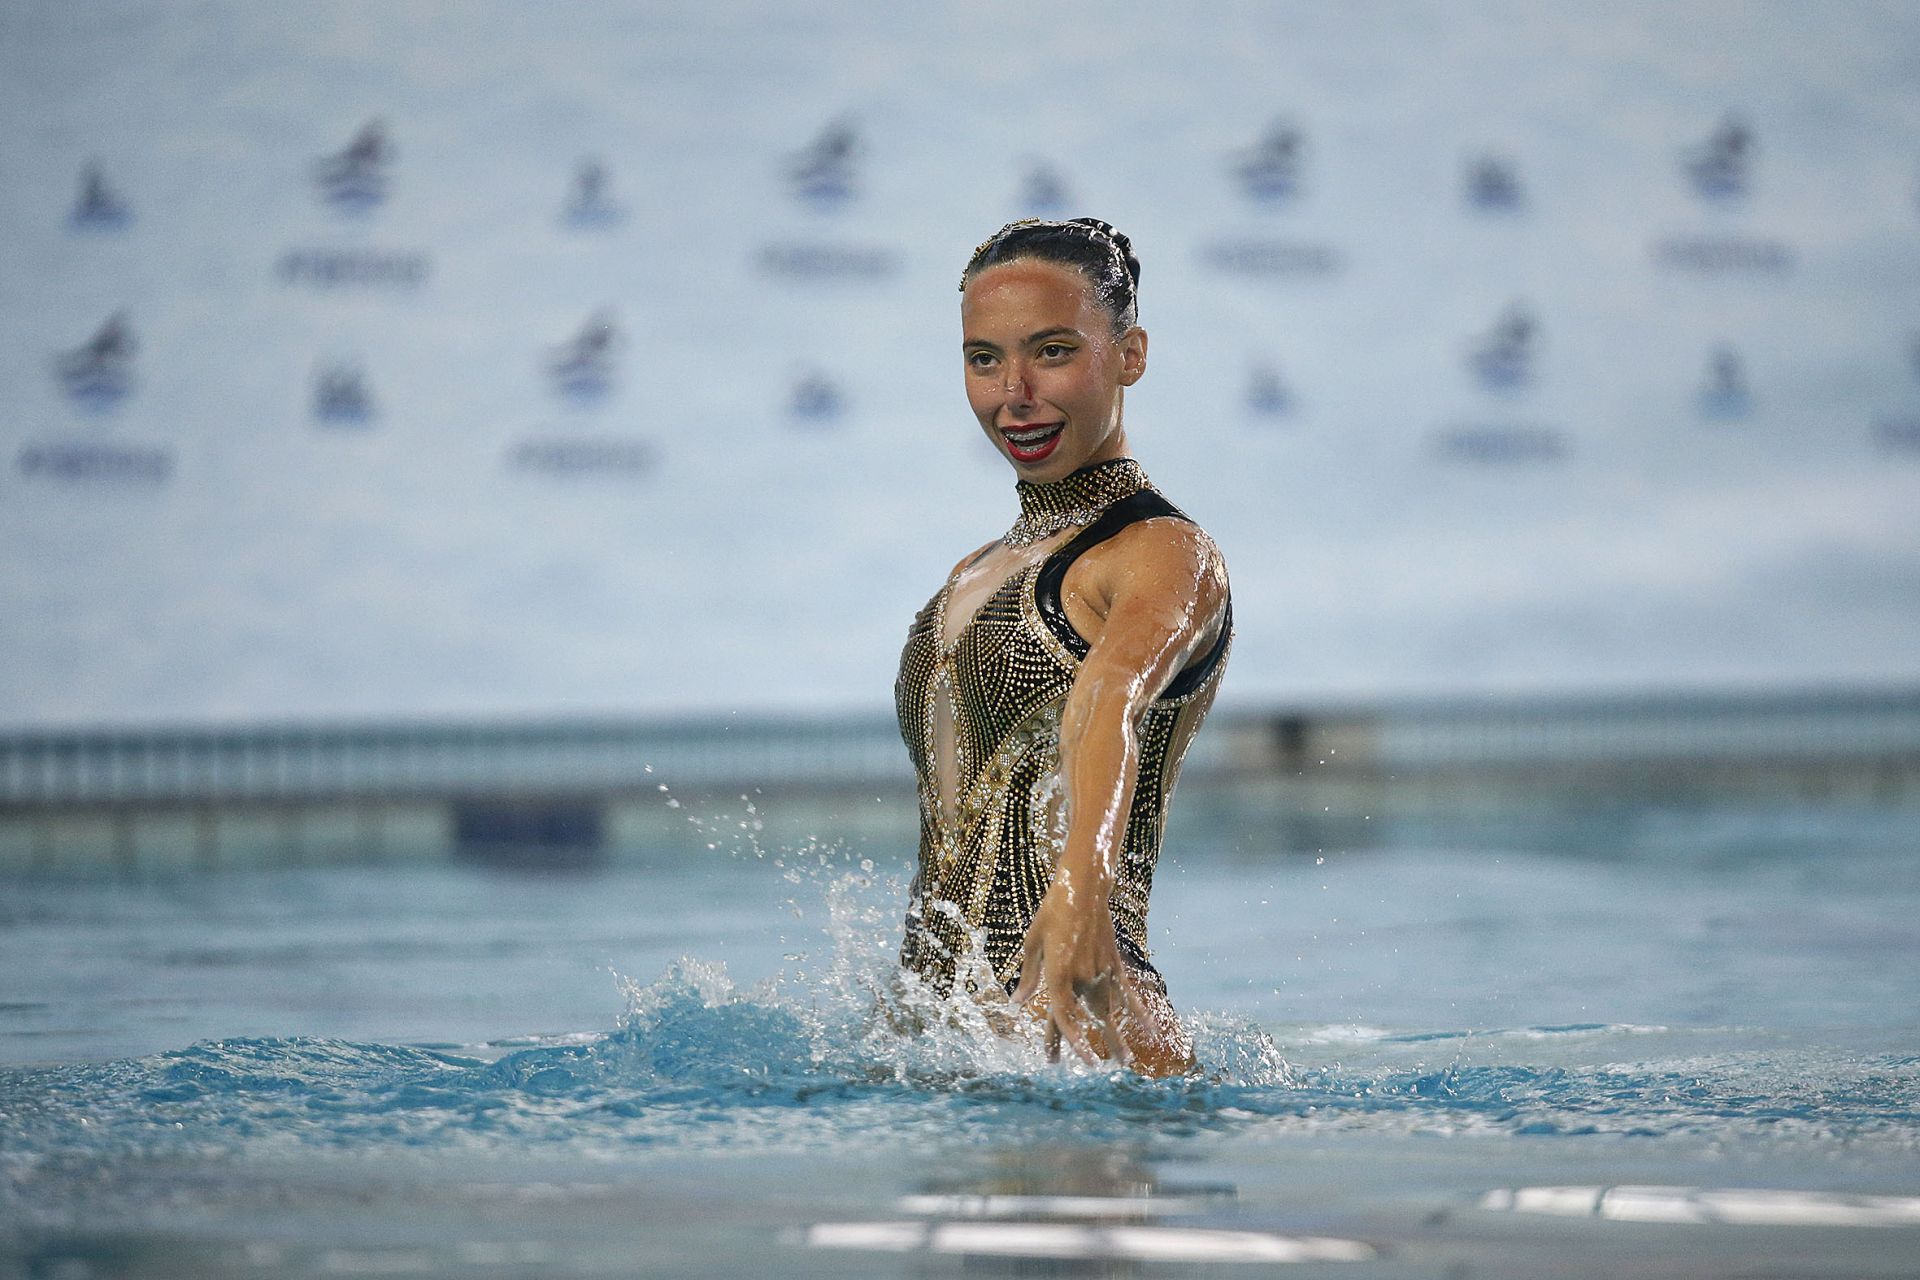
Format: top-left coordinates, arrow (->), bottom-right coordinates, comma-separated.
3,806 -> 1918,1276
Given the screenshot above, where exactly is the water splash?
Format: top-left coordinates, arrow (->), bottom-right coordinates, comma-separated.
4,859 -> 1916,1189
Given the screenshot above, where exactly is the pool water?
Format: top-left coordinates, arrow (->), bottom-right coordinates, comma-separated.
3,802 -> 1917,1277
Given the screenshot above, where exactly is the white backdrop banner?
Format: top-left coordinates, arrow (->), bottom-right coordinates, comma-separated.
1,0 -> 1917,725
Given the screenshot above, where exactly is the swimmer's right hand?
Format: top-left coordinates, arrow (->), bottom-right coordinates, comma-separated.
1011,883 -> 1155,1070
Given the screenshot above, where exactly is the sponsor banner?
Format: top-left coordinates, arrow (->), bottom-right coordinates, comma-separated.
313,120 -> 393,214
1873,417 -> 1920,453
276,248 -> 431,289
68,162 -> 132,231
1432,424 -> 1571,463
17,442 -> 174,484
1464,155 -> 1525,213
1466,304 -> 1540,392
52,313 -> 138,412
559,158 -> 626,230
1695,347 -> 1753,421
755,243 -> 900,280
788,370 -> 847,423
1651,236 -> 1794,274
546,312 -> 620,405
313,361 -> 376,426
1195,239 -> 1344,278
1244,360 -> 1296,419
507,437 -> 655,476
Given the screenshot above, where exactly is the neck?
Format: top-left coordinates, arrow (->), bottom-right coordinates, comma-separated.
1004,457 -> 1152,547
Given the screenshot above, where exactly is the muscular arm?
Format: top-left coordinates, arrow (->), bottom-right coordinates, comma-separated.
1010,520 -> 1228,1072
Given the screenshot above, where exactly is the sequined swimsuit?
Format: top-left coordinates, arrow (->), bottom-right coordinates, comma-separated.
894,459 -> 1232,997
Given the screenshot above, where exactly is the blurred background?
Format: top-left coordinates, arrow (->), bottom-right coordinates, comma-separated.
6,14 -> 1920,1275
1,0 -> 1917,875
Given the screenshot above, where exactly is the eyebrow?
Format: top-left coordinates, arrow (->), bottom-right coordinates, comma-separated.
962,326 -> 1080,353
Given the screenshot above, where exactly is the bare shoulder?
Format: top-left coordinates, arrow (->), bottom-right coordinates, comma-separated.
1065,515 -> 1229,659
1090,515 -> 1229,595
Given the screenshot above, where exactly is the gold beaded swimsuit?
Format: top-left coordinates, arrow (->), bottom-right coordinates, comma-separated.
894,459 -> 1231,997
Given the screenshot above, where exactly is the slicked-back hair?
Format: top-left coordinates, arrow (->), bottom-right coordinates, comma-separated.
960,217 -> 1141,337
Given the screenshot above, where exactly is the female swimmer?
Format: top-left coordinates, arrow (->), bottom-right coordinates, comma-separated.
895,218 -> 1232,1077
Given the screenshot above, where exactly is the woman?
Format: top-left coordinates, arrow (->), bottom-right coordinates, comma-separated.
894,218 -> 1232,1078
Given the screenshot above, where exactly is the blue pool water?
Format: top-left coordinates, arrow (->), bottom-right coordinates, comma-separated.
3,802 -> 1918,1276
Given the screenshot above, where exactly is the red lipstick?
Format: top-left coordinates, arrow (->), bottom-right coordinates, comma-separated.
1001,422 -> 1064,463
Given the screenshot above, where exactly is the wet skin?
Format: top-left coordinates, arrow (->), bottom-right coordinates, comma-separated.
941,260 -> 1230,1077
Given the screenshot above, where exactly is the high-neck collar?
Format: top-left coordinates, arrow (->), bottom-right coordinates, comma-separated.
1004,457 -> 1153,547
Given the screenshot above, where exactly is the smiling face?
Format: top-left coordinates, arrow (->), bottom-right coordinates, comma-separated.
961,259 -> 1147,483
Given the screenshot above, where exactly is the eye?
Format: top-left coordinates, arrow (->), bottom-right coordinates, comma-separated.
1038,342 -> 1074,360
966,350 -> 997,370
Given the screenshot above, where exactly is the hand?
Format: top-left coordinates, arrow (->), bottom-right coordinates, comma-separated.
1010,882 -> 1155,1069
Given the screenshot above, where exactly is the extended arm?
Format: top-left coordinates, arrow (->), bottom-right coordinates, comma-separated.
1010,521 -> 1227,1072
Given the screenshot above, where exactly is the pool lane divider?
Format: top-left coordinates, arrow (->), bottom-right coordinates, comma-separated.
895,1192 -> 1221,1219
803,1191 -> 1376,1263
1479,1186 -> 1920,1227
804,1219 -> 1377,1263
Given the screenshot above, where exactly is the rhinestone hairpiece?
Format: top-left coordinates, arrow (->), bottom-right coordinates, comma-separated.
959,219 -> 1043,291
960,218 -> 1128,290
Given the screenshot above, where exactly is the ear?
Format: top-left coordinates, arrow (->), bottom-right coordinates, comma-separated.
1117,326 -> 1148,386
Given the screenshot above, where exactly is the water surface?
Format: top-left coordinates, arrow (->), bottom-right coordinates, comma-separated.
3,805 -> 1917,1277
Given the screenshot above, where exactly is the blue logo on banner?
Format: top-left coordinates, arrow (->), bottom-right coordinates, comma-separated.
548,311 -> 619,403
562,158 -> 626,229
1233,120 -> 1307,203
1651,235 -> 1792,272
1468,304 -> 1537,391
1873,417 -> 1920,454
755,242 -> 899,279
1465,155 -> 1524,213
787,119 -> 859,207
508,437 -> 655,477
1433,424 -> 1569,464
1196,238 -> 1343,277
54,311 -> 137,411
1696,346 -> 1751,421
17,441 -> 172,484
1245,360 -> 1294,418
1018,163 -> 1070,214
69,161 -> 131,230
314,120 -> 392,213
1683,114 -> 1752,201
277,248 -> 430,289
788,371 -> 845,423
313,360 -> 376,425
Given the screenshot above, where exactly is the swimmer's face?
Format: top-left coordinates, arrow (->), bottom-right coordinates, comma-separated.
960,259 -> 1146,484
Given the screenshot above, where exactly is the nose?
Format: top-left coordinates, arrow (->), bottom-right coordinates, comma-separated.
1000,359 -> 1033,403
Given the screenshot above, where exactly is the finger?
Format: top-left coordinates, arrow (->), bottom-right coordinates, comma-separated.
1049,979 -> 1100,1066
1055,1009 -> 1098,1066
1011,958 -> 1040,1008
1117,973 -> 1156,1040
1044,974 -> 1105,1066
1078,977 -> 1115,1033
1088,983 -> 1135,1069
1011,916 -> 1045,996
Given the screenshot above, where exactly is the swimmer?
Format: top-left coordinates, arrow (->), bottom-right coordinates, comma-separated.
895,219 -> 1232,1078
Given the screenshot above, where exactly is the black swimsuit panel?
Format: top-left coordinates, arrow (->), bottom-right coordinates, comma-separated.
1032,490 -> 1232,702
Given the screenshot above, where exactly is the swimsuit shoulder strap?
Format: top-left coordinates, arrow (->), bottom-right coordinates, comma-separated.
1033,490 -> 1231,701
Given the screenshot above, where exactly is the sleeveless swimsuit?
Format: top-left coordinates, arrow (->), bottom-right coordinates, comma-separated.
893,459 -> 1232,998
